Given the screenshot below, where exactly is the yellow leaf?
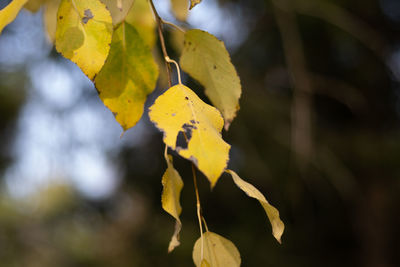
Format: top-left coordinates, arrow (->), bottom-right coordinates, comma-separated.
161,149 -> 184,252
55,0 -> 113,80
125,0 -> 156,48
95,22 -> 158,131
0,0 -> 28,34
200,259 -> 210,267
180,29 -> 241,130
192,231 -> 241,267
189,0 -> 201,10
227,170 -> 285,243
171,0 -> 188,21
149,84 -> 230,187
43,0 -> 61,42
101,0 -> 134,25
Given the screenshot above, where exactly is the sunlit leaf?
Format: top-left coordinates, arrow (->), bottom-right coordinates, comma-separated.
149,84 -> 230,187
171,0 -> 188,21
125,0 -> 156,48
43,0 -> 60,42
161,149 -> 184,252
180,29 -> 241,130
192,231 -> 241,267
227,170 -> 284,243
55,0 -> 113,80
189,0 -> 201,10
101,0 -> 134,25
95,22 -> 158,131
0,0 -> 28,34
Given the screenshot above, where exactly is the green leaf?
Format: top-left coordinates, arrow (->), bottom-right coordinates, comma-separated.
0,0 -> 28,34
55,0 -> 113,80
101,0 -> 134,25
227,170 -> 285,243
192,231 -> 241,267
95,22 -> 158,131
149,84 -> 230,188
189,0 -> 201,10
125,0 -> 156,48
161,149 -> 184,252
180,29 -> 242,130
171,0 -> 188,21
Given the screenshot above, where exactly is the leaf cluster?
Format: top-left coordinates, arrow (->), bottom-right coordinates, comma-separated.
0,0 -> 284,265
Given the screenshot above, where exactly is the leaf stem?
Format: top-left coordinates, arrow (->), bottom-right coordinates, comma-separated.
165,56 -> 182,85
192,163 -> 204,261
161,19 -> 185,33
149,0 -> 173,87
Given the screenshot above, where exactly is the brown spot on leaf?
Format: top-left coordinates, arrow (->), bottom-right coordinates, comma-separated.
213,65 -> 217,69
59,16 -> 63,20
185,96 -> 189,100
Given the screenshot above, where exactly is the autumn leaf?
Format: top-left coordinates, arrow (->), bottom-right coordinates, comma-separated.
125,0 -> 156,48
101,0 -> 134,25
55,0 -> 113,80
171,0 -> 188,21
149,84 -> 230,187
227,170 -> 285,243
189,0 -> 201,10
192,231 -> 241,267
0,0 -> 28,34
95,22 -> 158,131
161,149 -> 184,252
180,29 -> 242,130
43,0 -> 60,42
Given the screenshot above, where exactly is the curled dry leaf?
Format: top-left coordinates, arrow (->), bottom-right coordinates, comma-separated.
227,170 -> 285,243
161,149 -> 184,252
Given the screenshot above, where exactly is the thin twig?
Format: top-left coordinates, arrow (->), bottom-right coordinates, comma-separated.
149,0 -> 172,87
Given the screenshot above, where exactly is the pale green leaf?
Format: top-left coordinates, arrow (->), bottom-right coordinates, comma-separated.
227,170 -> 285,243
55,0 -> 113,80
125,0 -> 156,48
43,0 -> 61,42
101,0 -> 134,25
149,84 -> 230,187
171,0 -> 188,21
192,231 -> 241,267
161,149 -> 184,252
95,22 -> 158,131
189,0 -> 201,10
0,0 -> 28,34
180,29 -> 241,130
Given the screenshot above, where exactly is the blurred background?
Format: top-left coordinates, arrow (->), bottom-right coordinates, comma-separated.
1,0 -> 400,266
